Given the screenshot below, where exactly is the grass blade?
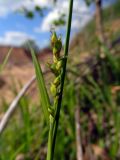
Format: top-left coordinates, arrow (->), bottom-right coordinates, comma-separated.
30,47 -> 49,123
0,48 -> 12,74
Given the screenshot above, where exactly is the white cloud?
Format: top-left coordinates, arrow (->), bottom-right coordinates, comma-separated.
34,0 -> 53,7
35,9 -> 60,32
0,0 -> 52,17
0,31 -> 34,46
0,0 -> 93,33
35,0 -> 92,33
0,0 -> 22,17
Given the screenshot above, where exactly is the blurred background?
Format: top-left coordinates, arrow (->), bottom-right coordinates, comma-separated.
0,0 -> 120,160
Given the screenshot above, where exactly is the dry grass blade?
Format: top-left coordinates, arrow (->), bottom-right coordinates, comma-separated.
0,48 -> 13,74
75,106 -> 83,160
0,76 -> 36,134
30,47 -> 50,123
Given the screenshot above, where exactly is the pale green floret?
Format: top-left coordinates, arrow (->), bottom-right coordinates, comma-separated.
53,55 -> 58,63
53,76 -> 60,87
54,39 -> 62,53
56,60 -> 62,71
51,31 -> 58,45
53,47 -> 59,55
50,83 -> 57,96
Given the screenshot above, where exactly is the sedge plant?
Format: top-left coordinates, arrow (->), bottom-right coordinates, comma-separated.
30,0 -> 73,159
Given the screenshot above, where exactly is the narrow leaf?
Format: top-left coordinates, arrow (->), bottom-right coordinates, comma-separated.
30,47 -> 49,123
0,48 -> 13,74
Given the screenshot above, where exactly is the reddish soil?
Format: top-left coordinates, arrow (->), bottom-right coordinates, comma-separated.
0,46 -> 52,65
0,46 -> 52,109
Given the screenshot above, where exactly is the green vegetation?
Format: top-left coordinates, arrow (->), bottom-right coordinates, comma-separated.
1,48 -> 120,159
0,0 -> 120,160
71,0 -> 120,53
31,1 -> 73,159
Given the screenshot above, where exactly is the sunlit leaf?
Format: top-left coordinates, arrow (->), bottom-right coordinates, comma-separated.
30,47 -> 50,123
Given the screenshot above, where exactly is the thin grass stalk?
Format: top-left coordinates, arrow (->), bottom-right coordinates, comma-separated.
47,119 -> 54,160
46,0 -> 74,159
0,48 -> 12,74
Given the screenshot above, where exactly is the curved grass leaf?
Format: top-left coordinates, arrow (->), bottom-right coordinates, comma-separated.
30,47 -> 49,123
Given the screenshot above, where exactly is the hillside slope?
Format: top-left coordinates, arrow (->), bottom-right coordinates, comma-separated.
0,47 -> 52,108
0,1 -> 120,108
70,0 -> 120,56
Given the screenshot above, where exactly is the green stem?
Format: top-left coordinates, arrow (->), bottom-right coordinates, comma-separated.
47,0 -> 74,159
47,118 -> 54,160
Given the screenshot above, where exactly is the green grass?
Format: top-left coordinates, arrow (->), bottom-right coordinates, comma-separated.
70,0 -> 120,53
0,1 -> 120,160
30,47 -> 50,123
0,47 -> 120,159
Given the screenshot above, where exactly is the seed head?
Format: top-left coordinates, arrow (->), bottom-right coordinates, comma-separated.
51,31 -> 57,46
56,60 -> 62,71
50,83 -> 57,96
53,47 -> 59,55
54,38 -> 62,54
53,76 -> 60,86
53,55 -> 58,63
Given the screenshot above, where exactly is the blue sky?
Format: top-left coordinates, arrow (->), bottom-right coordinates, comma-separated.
0,0 -> 116,49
